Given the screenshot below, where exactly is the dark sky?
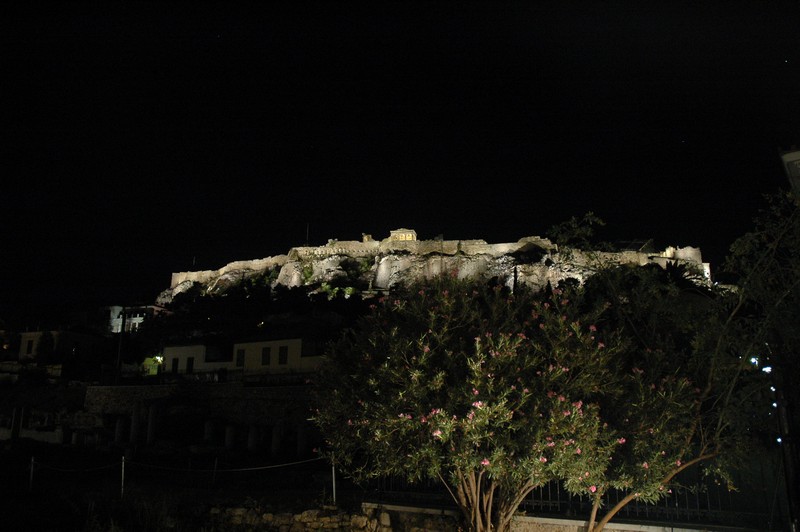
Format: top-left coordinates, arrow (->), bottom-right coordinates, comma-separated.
3,2 -> 799,328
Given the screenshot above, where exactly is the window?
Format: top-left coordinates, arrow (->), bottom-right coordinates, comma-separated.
261,346 -> 271,366
171,358 -> 179,373
278,345 -> 288,365
186,357 -> 194,374
236,349 -> 245,368
25,339 -> 33,355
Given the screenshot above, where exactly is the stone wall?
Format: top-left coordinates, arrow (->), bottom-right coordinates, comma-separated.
170,255 -> 288,288
85,384 -> 179,415
207,504 -> 458,531
85,382 -> 313,423
207,502 -> 719,531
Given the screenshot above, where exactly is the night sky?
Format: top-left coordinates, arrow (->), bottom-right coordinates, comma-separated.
3,2 -> 799,328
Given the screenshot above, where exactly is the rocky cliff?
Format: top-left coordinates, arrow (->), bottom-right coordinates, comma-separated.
158,234 -> 710,305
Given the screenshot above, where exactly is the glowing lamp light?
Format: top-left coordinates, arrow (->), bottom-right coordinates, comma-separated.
777,437 -> 783,444
762,366 -> 773,374
749,357 -> 758,365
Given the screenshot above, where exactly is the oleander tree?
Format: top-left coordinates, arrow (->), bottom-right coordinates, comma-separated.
312,275 -> 626,531
577,262 -> 768,531
312,268 -> 767,531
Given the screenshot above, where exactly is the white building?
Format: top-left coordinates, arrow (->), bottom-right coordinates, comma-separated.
162,337 -> 322,379
108,305 -> 170,334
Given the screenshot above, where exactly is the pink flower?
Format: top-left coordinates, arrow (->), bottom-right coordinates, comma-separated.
558,395 -> 566,402
575,448 -> 582,455
642,462 -> 649,469
589,324 -> 597,332
423,345 -> 430,353
617,437 -> 626,444
539,456 -> 548,463
676,459 -> 682,467
597,342 -> 605,349
589,485 -> 597,493
472,401 -> 484,409
433,429 -> 442,438
472,388 -> 480,396
481,458 -> 490,467
563,410 -> 571,416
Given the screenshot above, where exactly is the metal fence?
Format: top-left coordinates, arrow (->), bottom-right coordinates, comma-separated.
365,456 -> 791,531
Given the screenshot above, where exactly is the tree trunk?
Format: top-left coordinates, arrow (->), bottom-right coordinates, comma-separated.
446,471 -> 534,532
591,454 -> 716,531
444,472 -> 509,531
586,492 -> 602,532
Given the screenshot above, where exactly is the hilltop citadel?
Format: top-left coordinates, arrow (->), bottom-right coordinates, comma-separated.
163,228 -> 710,303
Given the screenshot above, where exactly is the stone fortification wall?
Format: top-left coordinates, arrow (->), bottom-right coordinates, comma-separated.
171,255 -> 288,288
290,241 -> 382,260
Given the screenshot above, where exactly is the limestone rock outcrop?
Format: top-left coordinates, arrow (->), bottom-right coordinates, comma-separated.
158,234 -> 710,304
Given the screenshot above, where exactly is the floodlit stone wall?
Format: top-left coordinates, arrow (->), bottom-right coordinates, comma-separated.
170,255 -> 288,288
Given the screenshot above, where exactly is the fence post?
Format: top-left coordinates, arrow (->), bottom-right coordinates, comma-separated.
29,456 -> 34,492
120,455 -> 125,500
332,453 -> 337,506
